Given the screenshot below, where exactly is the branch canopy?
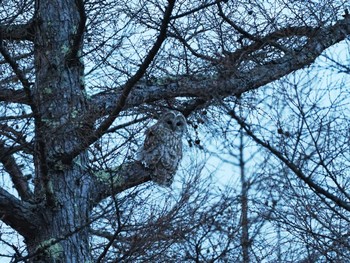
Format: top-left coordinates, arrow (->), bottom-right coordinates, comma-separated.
91,17 -> 350,116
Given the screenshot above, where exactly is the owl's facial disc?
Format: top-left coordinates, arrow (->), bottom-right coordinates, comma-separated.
165,119 -> 183,132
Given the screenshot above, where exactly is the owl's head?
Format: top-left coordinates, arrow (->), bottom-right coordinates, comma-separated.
160,111 -> 187,135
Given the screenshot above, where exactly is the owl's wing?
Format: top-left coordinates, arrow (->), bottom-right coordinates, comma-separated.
143,126 -> 158,152
139,125 -> 163,168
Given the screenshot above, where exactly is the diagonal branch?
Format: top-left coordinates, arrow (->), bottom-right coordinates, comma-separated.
0,143 -> 33,201
91,16 -> 350,115
95,0 -> 175,134
65,0 -> 86,65
171,0 -> 228,20
0,41 -> 32,91
0,188 -> 39,238
0,39 -> 35,109
224,105 -> 350,213
62,0 -> 176,162
217,2 -> 290,54
90,161 -> 151,206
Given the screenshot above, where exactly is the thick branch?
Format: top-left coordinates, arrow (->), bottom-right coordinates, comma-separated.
0,88 -> 30,104
91,17 -> 350,115
0,23 -> 34,41
91,161 -> 151,206
0,188 -> 39,238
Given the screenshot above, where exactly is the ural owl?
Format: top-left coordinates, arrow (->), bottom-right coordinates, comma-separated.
139,110 -> 187,187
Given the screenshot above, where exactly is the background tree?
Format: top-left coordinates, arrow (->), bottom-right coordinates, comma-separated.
1,0 -> 350,262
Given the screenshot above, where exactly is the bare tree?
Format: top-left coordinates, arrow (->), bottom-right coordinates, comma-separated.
224,63 -> 350,262
1,0 -> 350,262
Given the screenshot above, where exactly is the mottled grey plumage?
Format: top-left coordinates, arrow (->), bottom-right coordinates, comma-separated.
139,111 -> 187,186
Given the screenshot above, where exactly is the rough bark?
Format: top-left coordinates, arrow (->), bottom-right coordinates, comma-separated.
23,0 -> 92,261
0,188 -> 38,238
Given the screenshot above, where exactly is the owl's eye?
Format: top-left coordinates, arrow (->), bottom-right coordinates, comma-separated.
166,120 -> 173,125
176,122 -> 183,126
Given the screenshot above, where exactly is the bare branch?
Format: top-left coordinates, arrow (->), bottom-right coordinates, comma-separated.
95,0 -> 175,133
91,161 -> 151,206
0,23 -> 34,41
0,188 -> 39,238
171,0 -> 227,20
62,0 -> 176,162
0,42 -> 32,91
0,88 -> 30,104
224,105 -> 350,213
91,17 -> 350,116
217,3 -> 290,54
65,0 -> 86,65
0,143 -> 33,201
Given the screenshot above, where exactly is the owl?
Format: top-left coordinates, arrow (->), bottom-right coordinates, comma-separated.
138,110 -> 187,187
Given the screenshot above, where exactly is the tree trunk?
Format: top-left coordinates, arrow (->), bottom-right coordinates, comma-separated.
25,163 -> 92,263
25,0 -> 92,261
